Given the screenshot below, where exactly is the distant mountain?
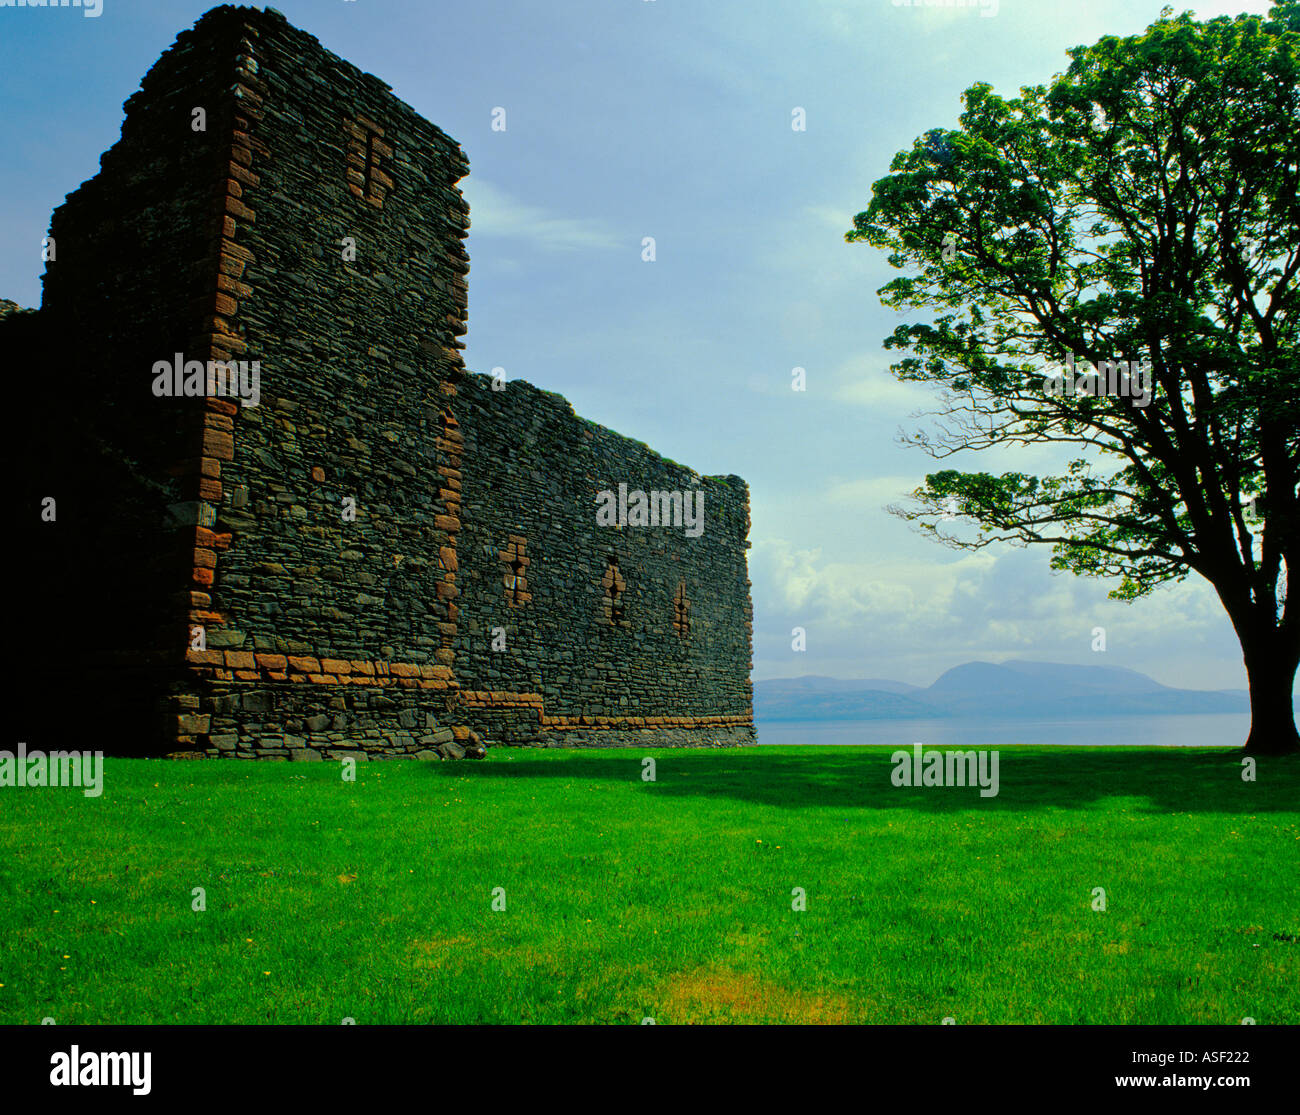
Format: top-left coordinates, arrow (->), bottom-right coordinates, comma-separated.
754,660 -> 1251,721
755,675 -> 922,697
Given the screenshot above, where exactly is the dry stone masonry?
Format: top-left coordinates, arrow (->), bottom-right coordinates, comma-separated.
8,5 -> 755,760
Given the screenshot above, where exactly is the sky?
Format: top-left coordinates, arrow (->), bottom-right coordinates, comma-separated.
0,0 -> 1280,690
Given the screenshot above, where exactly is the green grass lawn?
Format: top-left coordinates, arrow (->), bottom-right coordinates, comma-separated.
1,745 -> 1296,1024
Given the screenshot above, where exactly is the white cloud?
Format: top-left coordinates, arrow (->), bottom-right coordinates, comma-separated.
836,373 -> 937,412
461,179 -> 621,253
824,474 -> 924,507
830,351 -> 936,412
750,535 -> 1246,689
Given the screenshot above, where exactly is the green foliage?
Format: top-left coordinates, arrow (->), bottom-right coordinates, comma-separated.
850,5 -> 1299,621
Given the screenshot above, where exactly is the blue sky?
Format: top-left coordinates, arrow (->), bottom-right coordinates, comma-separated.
1,0 -> 1276,689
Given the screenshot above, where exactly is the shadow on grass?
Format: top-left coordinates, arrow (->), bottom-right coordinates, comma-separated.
427,747 -> 1300,815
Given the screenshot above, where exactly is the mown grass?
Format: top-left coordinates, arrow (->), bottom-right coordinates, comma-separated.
1,746 -> 1296,1024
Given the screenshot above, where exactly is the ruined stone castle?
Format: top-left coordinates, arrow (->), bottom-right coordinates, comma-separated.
8,5 -> 754,760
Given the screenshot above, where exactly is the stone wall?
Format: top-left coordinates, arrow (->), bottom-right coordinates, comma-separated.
454,373 -> 755,747
10,4 -> 753,759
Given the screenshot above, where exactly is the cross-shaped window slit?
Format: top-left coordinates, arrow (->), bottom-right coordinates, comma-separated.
501,536 -> 529,607
345,116 -> 393,208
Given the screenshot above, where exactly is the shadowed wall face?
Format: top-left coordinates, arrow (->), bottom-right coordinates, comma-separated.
16,10 -> 270,751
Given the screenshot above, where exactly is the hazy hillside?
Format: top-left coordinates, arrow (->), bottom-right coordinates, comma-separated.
754,660 -> 1251,721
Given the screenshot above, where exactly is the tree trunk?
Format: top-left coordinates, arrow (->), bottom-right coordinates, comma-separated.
1241,637 -> 1300,755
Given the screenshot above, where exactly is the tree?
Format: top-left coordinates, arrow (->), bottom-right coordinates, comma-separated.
848,4 -> 1299,754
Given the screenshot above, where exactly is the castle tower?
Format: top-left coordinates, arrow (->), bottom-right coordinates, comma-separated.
23,5 -> 471,757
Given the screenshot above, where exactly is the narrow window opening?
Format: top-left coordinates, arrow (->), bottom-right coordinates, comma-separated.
673,580 -> 691,639
500,536 -> 529,607
602,555 -> 627,627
